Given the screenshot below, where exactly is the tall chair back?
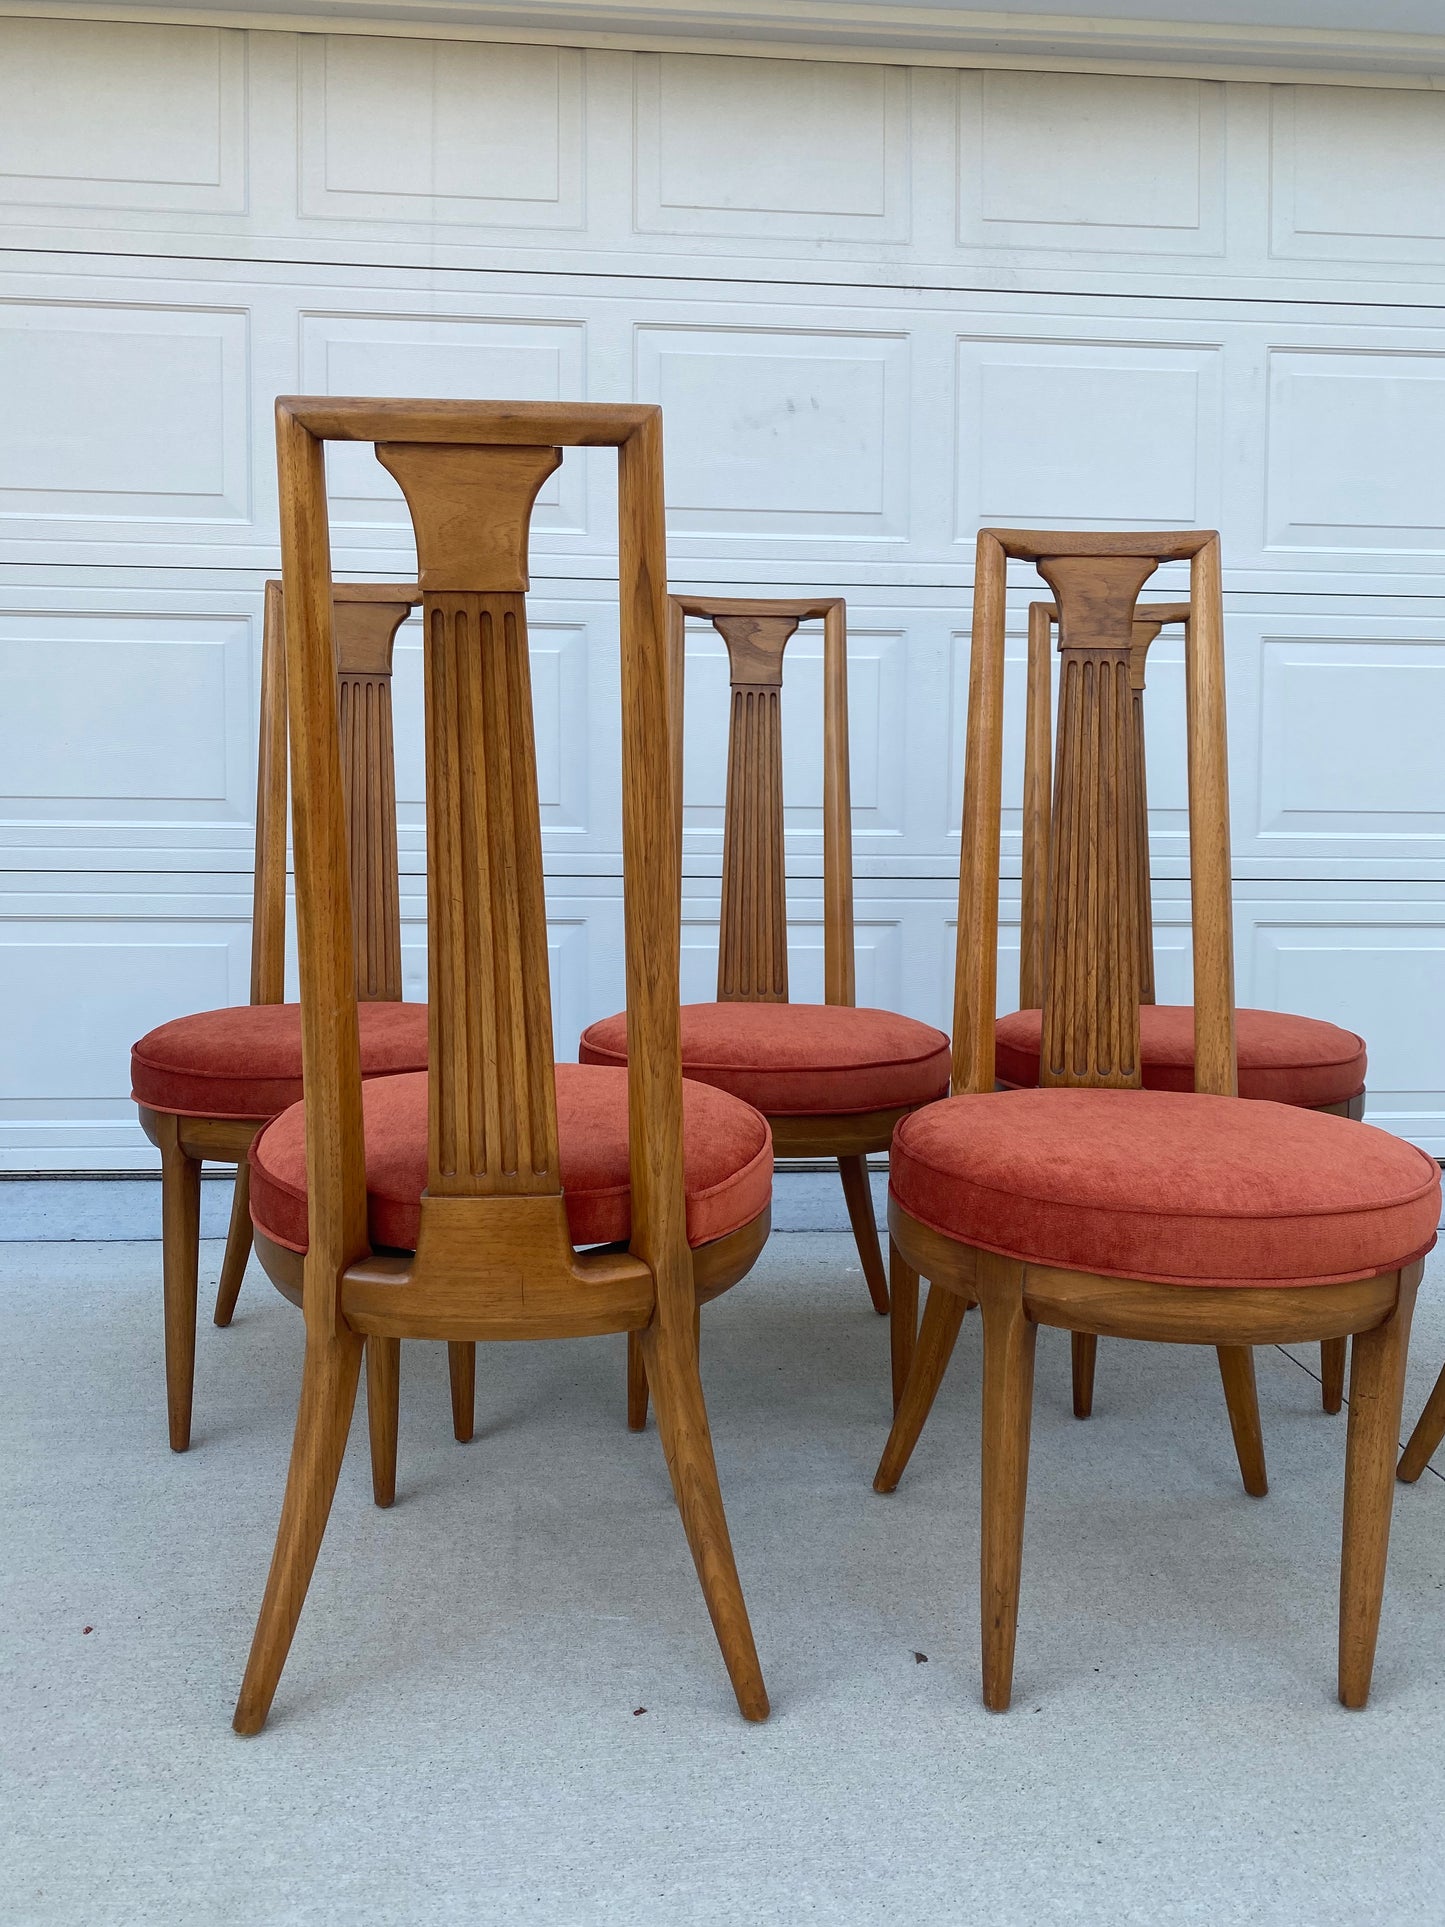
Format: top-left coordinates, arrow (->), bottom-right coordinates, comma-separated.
954,530 -> 1232,1098
670,595 -> 855,1007
250,580 -> 417,1010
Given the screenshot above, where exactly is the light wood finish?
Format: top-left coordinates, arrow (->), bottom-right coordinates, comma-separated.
235,398 -> 769,1734
366,1336 -> 399,1508
212,1160 -> 253,1330
1069,1332 -> 1096,1419
447,1342 -> 476,1445
137,579 -> 419,1447
1216,1345 -> 1269,1498
1035,553 -> 1157,1091
888,1240 -> 921,1412
1342,1275 -> 1420,1704
1320,1336 -> 1348,1417
839,1152 -> 891,1318
878,528 -> 1423,1710
154,1109 -> 200,1453
1024,598 -> 1368,1420
1398,1354 -> 1445,1483
656,594 -> 902,1383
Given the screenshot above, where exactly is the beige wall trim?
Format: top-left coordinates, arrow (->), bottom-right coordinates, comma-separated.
2,0 -> 1444,89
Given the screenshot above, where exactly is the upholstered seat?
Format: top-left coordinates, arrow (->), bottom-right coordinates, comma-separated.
251,1064 -> 773,1256
995,1006 -> 1365,1110
890,1087 -> 1438,1290
579,1003 -> 951,1116
131,1002 -> 430,1120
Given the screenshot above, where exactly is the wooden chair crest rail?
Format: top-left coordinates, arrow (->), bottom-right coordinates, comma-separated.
131,578 -> 431,1452
234,397 -> 771,1735
576,594 -> 952,1426
1004,597 -> 1368,1423
873,528 -> 1438,1712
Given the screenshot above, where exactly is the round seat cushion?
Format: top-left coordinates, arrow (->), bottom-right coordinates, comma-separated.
250,1064 -> 773,1256
579,1003 -> 951,1117
995,1006 -> 1365,1109
890,1088 -> 1439,1289
131,1002 -> 430,1121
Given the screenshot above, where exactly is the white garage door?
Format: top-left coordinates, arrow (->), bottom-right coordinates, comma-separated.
2,19 -> 1443,1166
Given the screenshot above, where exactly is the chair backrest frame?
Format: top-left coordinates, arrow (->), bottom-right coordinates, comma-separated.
669,594 -> 855,1008
250,578 -> 419,1008
275,398 -> 683,1345
954,528 -> 1234,1101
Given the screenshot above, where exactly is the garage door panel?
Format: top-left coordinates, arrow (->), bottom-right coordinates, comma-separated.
0,298 -> 250,531
1270,85 -> 1445,267
956,336 -> 1223,533
1265,347 -> 1445,555
634,53 -> 909,244
298,36 -> 585,231
958,70 -> 1226,259
0,18 -> 247,218
1244,900 -> 1445,1151
0,900 -> 251,1170
0,609 -> 252,830
638,323 -> 910,543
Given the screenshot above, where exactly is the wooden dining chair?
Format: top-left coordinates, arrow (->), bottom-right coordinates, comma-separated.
989,597 -> 1369,1422
130,579 -> 433,1452
233,397 -> 772,1733
576,594 -> 951,1426
873,528 -> 1438,1711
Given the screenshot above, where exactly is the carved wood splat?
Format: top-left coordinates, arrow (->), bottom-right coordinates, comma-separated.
254,582 -> 418,1007
1035,553 -> 1159,1088
334,596 -> 414,1004
1021,597 -> 1193,1014
377,441 -> 563,1197
670,595 -> 854,1010
714,612 -> 801,1003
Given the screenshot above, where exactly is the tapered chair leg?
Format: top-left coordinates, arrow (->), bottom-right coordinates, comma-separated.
1320,1337 -> 1347,1417
839,1154 -> 890,1316
1071,1332 -> 1097,1419
1216,1345 -> 1268,1497
875,1282 -> 968,1493
1398,1358 -> 1445,1484
366,1336 -> 400,1508
627,1328 -> 649,1431
447,1341 -> 475,1444
641,1311 -> 769,1722
977,1272 -> 1037,1713
157,1114 -> 201,1453
233,1324 -> 365,1736
1340,1269 -> 1419,1707
213,1160 -> 254,1328
889,1241 -> 920,1413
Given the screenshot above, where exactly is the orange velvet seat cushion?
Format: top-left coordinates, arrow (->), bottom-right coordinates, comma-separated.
995,1006 -> 1366,1109
249,1064 -> 772,1256
131,1002 -> 430,1121
890,1088 -> 1438,1289
579,1003 -> 951,1117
